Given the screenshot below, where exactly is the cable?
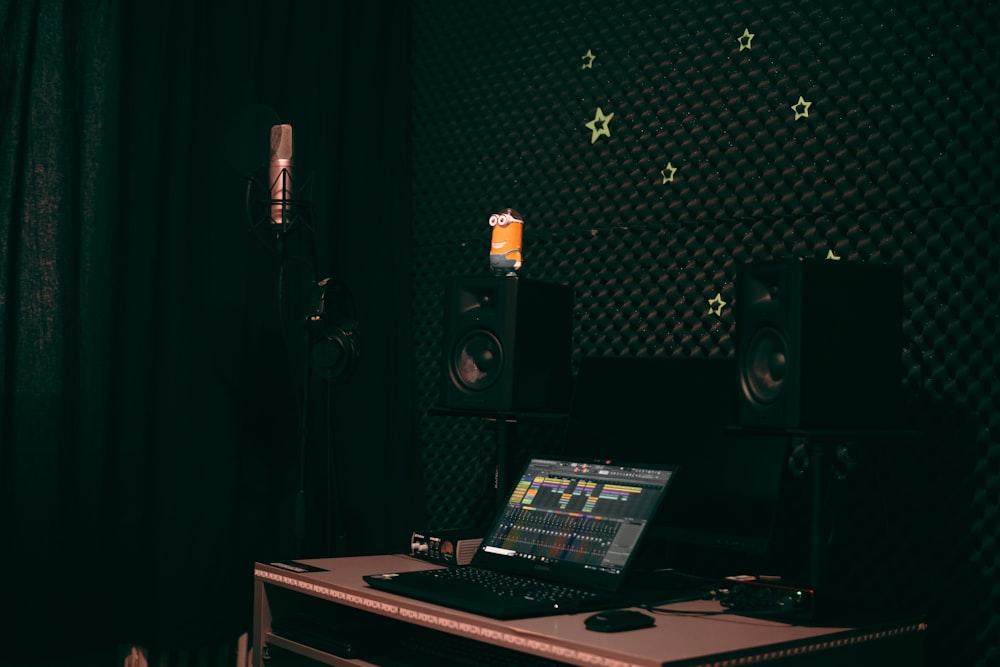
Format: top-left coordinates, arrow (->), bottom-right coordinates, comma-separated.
246,161 -> 345,559
326,377 -> 348,556
295,324 -> 311,557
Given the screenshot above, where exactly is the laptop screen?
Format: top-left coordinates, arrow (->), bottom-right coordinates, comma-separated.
472,457 -> 676,591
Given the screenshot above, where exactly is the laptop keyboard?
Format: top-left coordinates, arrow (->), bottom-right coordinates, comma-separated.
416,567 -> 602,604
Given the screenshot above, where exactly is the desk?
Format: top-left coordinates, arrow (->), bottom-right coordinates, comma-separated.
253,555 -> 925,667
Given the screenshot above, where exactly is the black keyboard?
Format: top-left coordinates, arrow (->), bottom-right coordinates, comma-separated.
415,566 -> 602,605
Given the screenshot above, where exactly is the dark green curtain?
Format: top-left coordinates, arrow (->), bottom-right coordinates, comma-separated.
2,0 -> 419,661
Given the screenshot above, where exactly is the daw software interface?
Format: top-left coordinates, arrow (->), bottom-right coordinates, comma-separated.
480,458 -> 675,576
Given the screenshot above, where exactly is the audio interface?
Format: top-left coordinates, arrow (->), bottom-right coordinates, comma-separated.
410,529 -> 482,566
720,576 -> 816,621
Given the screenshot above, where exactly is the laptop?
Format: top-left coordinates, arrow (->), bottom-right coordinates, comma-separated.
363,456 -> 676,619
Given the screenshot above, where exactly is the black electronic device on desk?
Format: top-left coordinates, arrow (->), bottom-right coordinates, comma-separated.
409,528 -> 482,566
364,456 -> 677,619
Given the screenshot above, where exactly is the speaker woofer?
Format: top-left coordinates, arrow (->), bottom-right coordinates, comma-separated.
735,259 -> 903,429
742,326 -> 788,405
439,275 -> 572,412
451,330 -> 504,391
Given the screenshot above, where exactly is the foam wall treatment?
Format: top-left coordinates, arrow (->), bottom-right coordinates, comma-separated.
413,3 -> 999,663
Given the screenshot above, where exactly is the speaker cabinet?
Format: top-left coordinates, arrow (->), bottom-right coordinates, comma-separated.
767,430 -> 928,620
735,259 -> 903,429
440,275 -> 573,412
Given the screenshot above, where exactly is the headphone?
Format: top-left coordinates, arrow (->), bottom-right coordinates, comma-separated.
305,277 -> 359,383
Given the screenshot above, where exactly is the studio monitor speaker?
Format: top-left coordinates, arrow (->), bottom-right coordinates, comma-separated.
735,259 -> 902,429
440,275 -> 573,412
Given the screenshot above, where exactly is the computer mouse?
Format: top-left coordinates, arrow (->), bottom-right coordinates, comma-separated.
584,609 -> 655,632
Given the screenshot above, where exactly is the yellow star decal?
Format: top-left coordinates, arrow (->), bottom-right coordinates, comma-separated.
738,29 -> 755,51
792,96 -> 812,120
660,162 -> 678,183
581,49 -> 596,69
585,107 -> 614,144
708,293 -> 727,317
826,250 -> 842,260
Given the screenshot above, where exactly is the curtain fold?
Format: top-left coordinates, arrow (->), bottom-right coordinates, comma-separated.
2,1 -> 417,659
2,0 -> 125,657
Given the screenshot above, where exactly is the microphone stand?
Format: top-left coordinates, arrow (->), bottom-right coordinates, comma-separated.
251,163 -> 349,559
294,321 -> 310,556
281,181 -> 319,559
252,167 -> 319,558
325,377 -> 349,556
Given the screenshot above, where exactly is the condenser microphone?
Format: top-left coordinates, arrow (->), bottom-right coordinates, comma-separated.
269,123 -> 294,229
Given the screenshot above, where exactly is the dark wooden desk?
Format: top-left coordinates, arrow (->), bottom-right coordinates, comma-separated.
253,554 -> 925,667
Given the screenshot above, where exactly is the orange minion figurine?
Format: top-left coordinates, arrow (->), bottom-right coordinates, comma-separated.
489,207 -> 523,275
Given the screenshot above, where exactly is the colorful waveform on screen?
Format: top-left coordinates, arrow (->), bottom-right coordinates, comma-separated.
512,476 -> 646,514
495,505 -> 624,565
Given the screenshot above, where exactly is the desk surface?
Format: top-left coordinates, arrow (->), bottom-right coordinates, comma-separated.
254,554 -> 926,667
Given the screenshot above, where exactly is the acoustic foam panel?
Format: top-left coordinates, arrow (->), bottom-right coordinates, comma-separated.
412,3 -> 998,662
